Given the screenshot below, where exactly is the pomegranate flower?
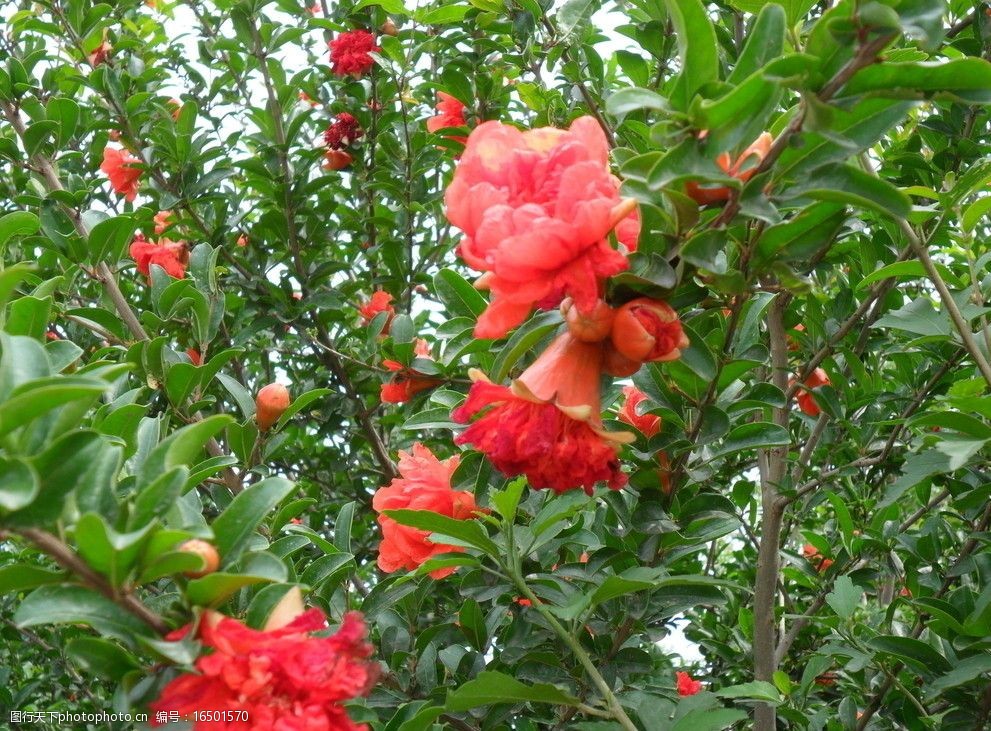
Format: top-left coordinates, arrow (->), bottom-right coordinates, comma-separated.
610,297 -> 689,364
100,147 -> 142,201
445,116 -> 640,339
372,443 -> 478,579
381,339 -> 441,403
793,367 -> 830,417
87,36 -> 112,67
803,543 -> 834,572
328,30 -> 379,77
324,112 -> 363,149
453,332 -> 633,494
676,671 -> 703,696
426,91 -> 468,144
359,291 -> 395,335
129,234 -> 187,279
153,210 -> 173,234
150,608 -> 377,731
685,132 -> 773,206
617,385 -> 661,438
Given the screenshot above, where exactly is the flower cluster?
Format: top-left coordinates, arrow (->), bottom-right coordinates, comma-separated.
151,605 -> 377,731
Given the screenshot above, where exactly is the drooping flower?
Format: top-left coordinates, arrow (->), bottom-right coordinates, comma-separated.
381,340 -> 441,404
150,606 -> 377,731
101,147 -> 142,201
793,367 -> 830,417
803,543 -> 834,572
452,332 -> 633,494
372,443 -> 478,579
154,210 -> 173,234
685,132 -> 773,206
676,671 -> 703,697
328,30 -> 379,77
610,298 -> 689,364
129,234 -> 187,279
445,116 -> 640,339
359,291 -> 395,334
426,92 -> 468,145
617,385 -> 661,438
324,112 -> 363,149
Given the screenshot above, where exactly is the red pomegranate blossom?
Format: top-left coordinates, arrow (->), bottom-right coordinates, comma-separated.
372,443 -> 478,579
129,234 -> 187,279
150,608 -> 377,731
452,332 -> 633,494
793,367 -> 830,417
324,112 -> 363,149
359,291 -> 395,335
676,671 -> 703,697
685,132 -> 773,206
426,91 -> 468,145
381,339 -> 441,404
328,30 -> 379,77
803,543 -> 834,572
617,385 -> 661,438
610,298 -> 689,364
101,147 -> 142,201
444,116 -> 640,339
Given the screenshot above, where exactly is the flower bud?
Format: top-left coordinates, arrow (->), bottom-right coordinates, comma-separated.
322,149 -> 353,170
380,18 -> 398,36
561,297 -> 614,343
256,383 -> 291,430
178,539 -> 220,578
610,298 -> 688,363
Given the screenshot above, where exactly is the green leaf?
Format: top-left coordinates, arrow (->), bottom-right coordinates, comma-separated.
0,564 -> 64,595
6,295 -> 52,339
781,164 -> 911,219
445,671 -> 580,711
0,376 -> 107,437
924,654 -> 991,699
0,211 -> 40,251
186,572 -> 274,607
0,456 -> 39,513
825,575 -> 862,619
65,637 -> 139,682
714,681 -> 782,704
606,88 -> 671,116
75,513 -> 154,586
671,709 -> 748,731
212,477 -> 295,564
491,476 -> 526,522
710,422 -> 790,459
458,598 -> 487,652
275,387 -> 331,430
727,4 -> 785,84
867,635 -> 952,674
383,509 -> 499,557
856,260 -> 962,291
839,58 -> 991,103
664,0 -> 718,110
962,196 -> 991,233
434,268 -> 487,319
556,0 -> 600,37
14,585 -> 150,644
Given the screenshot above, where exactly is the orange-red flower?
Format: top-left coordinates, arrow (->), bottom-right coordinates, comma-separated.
129,234 -> 187,279
101,147 -> 142,201
381,339 -> 441,403
236,233 -> 248,247
788,323 -> 805,351
794,367 -> 830,417
323,149 -> 353,170
154,210 -> 173,235
610,298 -> 689,364
426,92 -> 468,145
452,332 -> 633,494
685,132 -> 773,205
803,543 -> 834,572
87,36 -> 112,67
150,608 -> 377,731
617,385 -> 661,438
167,98 -> 182,121
328,30 -> 379,77
359,291 -> 395,334
298,91 -> 320,107
445,116 -> 640,339
324,112 -> 363,149
372,443 -> 478,579
185,348 -> 202,366
676,671 -> 702,696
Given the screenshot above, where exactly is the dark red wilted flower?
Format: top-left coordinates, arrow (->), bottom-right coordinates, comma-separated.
685,132 -> 773,206
426,92 -> 468,145
129,234 -> 187,279
793,367 -> 830,417
452,332 -> 633,494
372,443 -> 478,579
676,671 -> 702,696
324,112 -> 363,149
101,147 -> 142,201
617,385 -> 661,438
445,116 -> 640,339
150,607 -> 377,731
328,30 -> 379,77
359,291 -> 395,334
